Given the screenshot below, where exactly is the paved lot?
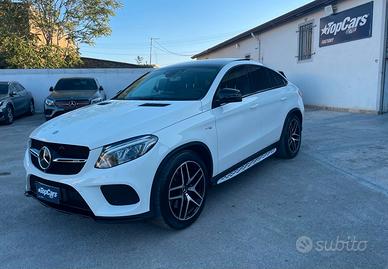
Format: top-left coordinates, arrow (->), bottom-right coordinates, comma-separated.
1,110 -> 388,269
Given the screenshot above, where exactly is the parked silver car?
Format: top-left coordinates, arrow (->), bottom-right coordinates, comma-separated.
0,81 -> 35,124
44,77 -> 106,120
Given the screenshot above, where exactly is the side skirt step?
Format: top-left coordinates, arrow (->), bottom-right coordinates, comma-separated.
216,148 -> 277,185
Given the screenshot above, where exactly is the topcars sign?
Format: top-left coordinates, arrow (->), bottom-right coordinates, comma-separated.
319,2 -> 373,47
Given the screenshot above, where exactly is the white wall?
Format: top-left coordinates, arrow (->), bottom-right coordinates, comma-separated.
0,68 -> 151,112
198,0 -> 386,112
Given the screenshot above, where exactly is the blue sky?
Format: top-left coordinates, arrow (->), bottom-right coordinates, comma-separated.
80,0 -> 311,66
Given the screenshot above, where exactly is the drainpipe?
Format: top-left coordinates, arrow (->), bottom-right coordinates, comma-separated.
378,0 -> 388,114
251,32 -> 262,63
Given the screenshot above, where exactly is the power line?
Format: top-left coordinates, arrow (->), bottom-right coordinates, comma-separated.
93,29 -> 248,47
153,41 -> 199,57
81,27 -> 250,62
149,37 -> 159,65
81,50 -> 146,56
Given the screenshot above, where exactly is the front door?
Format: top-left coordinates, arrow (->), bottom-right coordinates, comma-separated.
9,83 -> 24,115
213,65 -> 263,173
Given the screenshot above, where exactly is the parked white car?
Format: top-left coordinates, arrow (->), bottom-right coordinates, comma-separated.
24,59 -> 304,229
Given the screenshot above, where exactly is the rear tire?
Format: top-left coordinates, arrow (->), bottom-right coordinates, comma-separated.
277,114 -> 302,159
4,105 -> 14,125
153,150 -> 208,230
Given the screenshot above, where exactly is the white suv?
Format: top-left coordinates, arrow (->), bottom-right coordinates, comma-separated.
24,59 -> 304,229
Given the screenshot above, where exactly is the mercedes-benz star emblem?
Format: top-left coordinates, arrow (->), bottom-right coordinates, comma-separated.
69,100 -> 77,107
38,146 -> 52,170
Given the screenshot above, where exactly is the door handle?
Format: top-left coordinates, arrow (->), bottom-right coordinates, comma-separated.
281,97 -> 287,101
250,103 -> 259,109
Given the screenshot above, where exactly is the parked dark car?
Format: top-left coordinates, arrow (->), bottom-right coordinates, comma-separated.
44,77 -> 106,120
0,81 -> 35,125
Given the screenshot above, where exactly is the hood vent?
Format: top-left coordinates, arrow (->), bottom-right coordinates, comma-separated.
139,103 -> 170,107
97,101 -> 111,106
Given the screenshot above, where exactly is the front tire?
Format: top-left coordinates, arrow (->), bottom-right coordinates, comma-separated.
27,101 -> 35,115
277,114 -> 302,159
4,105 -> 14,125
153,150 -> 208,230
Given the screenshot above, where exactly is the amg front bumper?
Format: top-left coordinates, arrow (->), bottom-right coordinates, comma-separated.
24,144 -> 163,219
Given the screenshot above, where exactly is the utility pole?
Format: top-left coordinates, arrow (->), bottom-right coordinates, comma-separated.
149,37 -> 159,66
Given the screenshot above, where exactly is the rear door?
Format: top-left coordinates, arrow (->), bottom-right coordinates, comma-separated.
249,66 -> 291,148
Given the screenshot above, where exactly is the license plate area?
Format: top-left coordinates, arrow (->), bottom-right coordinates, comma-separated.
35,182 -> 61,204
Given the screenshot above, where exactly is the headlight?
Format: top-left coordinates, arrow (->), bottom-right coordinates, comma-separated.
45,99 -> 55,106
95,135 -> 158,169
91,97 -> 102,104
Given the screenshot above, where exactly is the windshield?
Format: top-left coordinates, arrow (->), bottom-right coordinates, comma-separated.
55,78 -> 97,91
0,84 -> 8,95
115,66 -> 221,101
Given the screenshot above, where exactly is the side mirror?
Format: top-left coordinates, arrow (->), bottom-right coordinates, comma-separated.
9,91 -> 17,97
216,88 -> 242,106
99,86 -> 104,91
49,86 -> 54,92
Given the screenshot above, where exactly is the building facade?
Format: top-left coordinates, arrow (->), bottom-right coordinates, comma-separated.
193,0 -> 388,113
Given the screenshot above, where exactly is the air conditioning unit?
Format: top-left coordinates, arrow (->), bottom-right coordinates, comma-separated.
324,5 -> 335,16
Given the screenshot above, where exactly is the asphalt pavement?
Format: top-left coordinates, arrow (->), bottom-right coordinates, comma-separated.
1,110 -> 388,269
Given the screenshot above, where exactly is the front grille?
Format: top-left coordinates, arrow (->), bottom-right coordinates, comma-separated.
55,100 -> 90,109
29,175 -> 92,215
30,139 -> 89,175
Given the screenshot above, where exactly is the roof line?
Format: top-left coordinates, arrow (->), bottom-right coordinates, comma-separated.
192,0 -> 338,59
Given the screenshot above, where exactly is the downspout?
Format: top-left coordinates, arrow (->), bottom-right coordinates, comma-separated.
251,32 -> 262,63
378,0 -> 388,114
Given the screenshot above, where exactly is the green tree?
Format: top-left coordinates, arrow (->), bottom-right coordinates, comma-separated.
26,0 -> 122,46
0,0 -> 30,67
0,0 -> 121,68
1,36 -> 81,68
0,1 -> 30,38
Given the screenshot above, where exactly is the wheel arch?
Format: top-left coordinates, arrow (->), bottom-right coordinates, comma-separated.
150,141 -> 214,214
286,108 -> 303,130
6,101 -> 15,111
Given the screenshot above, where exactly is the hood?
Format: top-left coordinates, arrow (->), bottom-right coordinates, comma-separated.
49,90 -> 98,100
30,100 -> 203,149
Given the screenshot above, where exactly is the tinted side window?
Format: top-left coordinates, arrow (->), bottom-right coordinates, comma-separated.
249,66 -> 287,92
248,66 -> 272,92
15,83 -> 24,92
9,84 -> 17,93
219,65 -> 251,96
19,83 -> 26,91
267,68 -> 288,88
